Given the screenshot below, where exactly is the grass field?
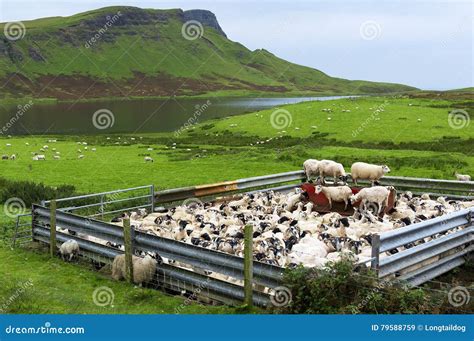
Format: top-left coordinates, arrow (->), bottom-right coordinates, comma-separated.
0,95 -> 472,314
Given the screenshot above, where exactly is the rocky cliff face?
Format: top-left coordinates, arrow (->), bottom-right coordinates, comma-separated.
182,9 -> 227,37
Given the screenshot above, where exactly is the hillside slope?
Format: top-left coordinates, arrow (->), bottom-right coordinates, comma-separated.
0,6 -> 417,99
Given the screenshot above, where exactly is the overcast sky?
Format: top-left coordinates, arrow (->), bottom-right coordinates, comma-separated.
1,0 -> 472,90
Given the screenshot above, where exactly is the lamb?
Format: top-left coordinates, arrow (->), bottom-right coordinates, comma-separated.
350,162 -> 390,185
303,159 -> 320,182
59,239 -> 79,261
350,186 -> 392,215
144,156 -> 154,162
318,160 -> 347,184
454,172 -> 471,181
315,185 -> 353,210
111,254 -> 158,286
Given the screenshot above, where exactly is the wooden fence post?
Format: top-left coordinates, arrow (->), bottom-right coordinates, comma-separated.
244,224 -> 253,307
49,200 -> 56,257
123,218 -> 134,284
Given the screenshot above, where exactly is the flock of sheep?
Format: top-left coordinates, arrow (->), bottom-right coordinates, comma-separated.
1,140 -> 97,161
56,161 -> 473,288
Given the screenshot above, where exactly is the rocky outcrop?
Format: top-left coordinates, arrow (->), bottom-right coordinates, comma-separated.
183,9 -> 227,37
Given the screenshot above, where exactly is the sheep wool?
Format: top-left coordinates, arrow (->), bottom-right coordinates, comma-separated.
112,254 -> 157,285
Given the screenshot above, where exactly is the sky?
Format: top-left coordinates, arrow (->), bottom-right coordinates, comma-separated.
0,0 -> 472,90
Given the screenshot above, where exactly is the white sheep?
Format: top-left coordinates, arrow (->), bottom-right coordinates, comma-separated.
144,156 -> 154,162
318,160 -> 347,184
350,186 -> 392,215
454,172 -> 471,181
303,159 -> 320,182
78,155 -> 84,159
33,155 -> 46,161
53,155 -> 60,160
59,239 -> 79,261
111,254 -> 157,286
10,154 -> 16,160
315,185 -> 353,210
350,162 -> 390,185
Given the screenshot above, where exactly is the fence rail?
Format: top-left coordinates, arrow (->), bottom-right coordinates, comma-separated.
372,207 -> 474,286
31,204 -> 284,307
154,171 -> 474,205
17,170 -> 474,305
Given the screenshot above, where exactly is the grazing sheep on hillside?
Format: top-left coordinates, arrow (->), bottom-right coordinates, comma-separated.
318,160 -> 348,184
111,254 -> 158,286
144,156 -> 154,162
315,185 -> 353,210
2,155 -> 8,160
454,172 -> 471,181
350,162 -> 390,185
10,154 -> 16,160
350,186 -> 392,215
303,159 -> 320,182
78,155 -> 84,159
53,155 -> 60,160
59,239 -> 79,261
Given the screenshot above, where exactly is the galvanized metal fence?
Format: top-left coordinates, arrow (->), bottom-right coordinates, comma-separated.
31,204 -> 284,307
371,207 -> 474,287
13,170 -> 474,305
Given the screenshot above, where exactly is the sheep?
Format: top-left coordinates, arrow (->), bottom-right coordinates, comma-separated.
59,239 -> 79,261
33,155 -> 46,161
315,185 -> 353,210
53,155 -> 60,160
350,162 -> 390,185
350,186 -> 391,215
78,155 -> 84,159
318,160 -> 347,184
111,254 -> 158,286
454,172 -> 471,181
144,156 -> 154,162
1,154 -> 8,160
303,159 -> 320,182
10,154 -> 16,160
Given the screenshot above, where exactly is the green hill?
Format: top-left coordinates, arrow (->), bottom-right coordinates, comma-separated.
0,6 -> 417,99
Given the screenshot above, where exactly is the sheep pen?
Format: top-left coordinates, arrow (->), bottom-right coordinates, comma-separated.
101,187 -> 473,272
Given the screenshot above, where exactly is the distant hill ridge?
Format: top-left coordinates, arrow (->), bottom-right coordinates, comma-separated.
0,6 -> 417,99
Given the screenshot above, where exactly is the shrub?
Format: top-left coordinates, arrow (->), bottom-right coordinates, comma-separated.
274,259 -> 435,314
